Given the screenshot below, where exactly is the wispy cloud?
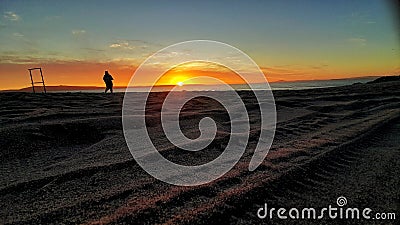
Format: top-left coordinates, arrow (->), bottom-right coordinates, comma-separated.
347,37 -> 367,46
0,54 -> 57,64
260,63 -> 335,82
260,66 -> 309,81
108,39 -> 158,51
72,29 -> 86,35
13,32 -> 24,37
81,47 -> 105,52
346,11 -> 377,25
109,41 -> 136,50
3,11 -> 20,21
109,43 -> 120,48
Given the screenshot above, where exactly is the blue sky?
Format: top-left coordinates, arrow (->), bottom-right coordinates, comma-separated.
0,0 -> 399,89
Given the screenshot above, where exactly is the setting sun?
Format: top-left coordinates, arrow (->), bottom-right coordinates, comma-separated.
154,61 -> 248,87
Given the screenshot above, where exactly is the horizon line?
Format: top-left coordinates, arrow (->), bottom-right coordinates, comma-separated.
1,75 -> 394,92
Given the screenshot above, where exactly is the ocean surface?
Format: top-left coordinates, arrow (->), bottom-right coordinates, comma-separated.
53,77 -> 377,93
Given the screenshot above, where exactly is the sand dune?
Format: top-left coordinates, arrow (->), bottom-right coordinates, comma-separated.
0,81 -> 399,224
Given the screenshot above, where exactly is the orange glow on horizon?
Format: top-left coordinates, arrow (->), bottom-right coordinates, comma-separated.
0,59 -> 398,90
154,61 -> 248,86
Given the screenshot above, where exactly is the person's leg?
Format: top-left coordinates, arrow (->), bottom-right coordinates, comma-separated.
110,85 -> 113,93
105,86 -> 109,93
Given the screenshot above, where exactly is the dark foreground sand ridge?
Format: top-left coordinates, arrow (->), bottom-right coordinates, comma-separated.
0,81 -> 399,224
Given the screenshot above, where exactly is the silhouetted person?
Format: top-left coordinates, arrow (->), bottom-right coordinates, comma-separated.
103,70 -> 114,93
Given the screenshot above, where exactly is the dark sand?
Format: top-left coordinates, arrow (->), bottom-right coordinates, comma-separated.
0,81 -> 399,224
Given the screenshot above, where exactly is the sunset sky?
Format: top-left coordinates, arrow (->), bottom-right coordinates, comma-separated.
0,0 -> 399,90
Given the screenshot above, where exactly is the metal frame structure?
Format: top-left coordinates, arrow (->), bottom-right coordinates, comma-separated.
28,67 -> 47,93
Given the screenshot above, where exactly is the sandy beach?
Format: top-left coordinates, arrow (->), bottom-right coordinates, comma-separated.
1,81 -> 399,224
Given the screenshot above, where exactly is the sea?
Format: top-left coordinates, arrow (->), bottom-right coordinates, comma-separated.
115,77 -> 375,92
51,77 -> 377,93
